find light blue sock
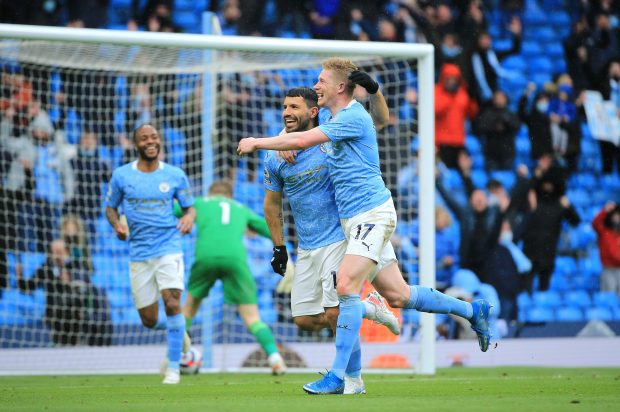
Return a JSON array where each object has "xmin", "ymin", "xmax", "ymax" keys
[
  {"xmin": 345, "ymin": 336, "xmax": 362, "ymax": 378},
  {"xmin": 406, "ymin": 285, "xmax": 473, "ymax": 319},
  {"xmin": 167, "ymin": 313, "xmax": 185, "ymax": 370},
  {"xmin": 331, "ymin": 294, "xmax": 362, "ymax": 380}
]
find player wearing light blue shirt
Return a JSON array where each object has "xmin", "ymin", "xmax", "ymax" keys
[
  {"xmin": 239, "ymin": 59, "xmax": 492, "ymax": 395},
  {"xmin": 105, "ymin": 124, "xmax": 196, "ymax": 385}
]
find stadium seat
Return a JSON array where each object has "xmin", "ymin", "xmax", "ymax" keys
[
  {"xmin": 493, "ymin": 39, "xmax": 514, "ymax": 53},
  {"xmin": 472, "ymin": 154, "xmax": 485, "ymax": 171},
  {"xmin": 545, "ymin": 42, "xmax": 564, "ymax": 60},
  {"xmin": 531, "ymin": 72, "xmax": 552, "ymax": 86},
  {"xmin": 517, "ymin": 292, "xmax": 531, "ymax": 308},
  {"xmin": 526, "ymin": 27, "xmax": 557, "ymax": 44},
  {"xmin": 554, "ymin": 256, "xmax": 577, "ymax": 277},
  {"xmin": 465, "ymin": 135, "xmax": 482, "ymax": 155},
  {"xmin": 532, "ymin": 291, "xmax": 562, "ymax": 309},
  {"xmin": 489, "ymin": 171, "xmax": 516, "ymax": 192},
  {"xmin": 502, "ymin": 56, "xmax": 527, "ymax": 72},
  {"xmin": 521, "ymin": 41, "xmax": 543, "ymax": 57},
  {"xmin": 515, "ymin": 136, "xmax": 531, "ymax": 157},
  {"xmin": 585, "ymin": 307, "xmax": 613, "ymax": 321},
  {"xmin": 601, "ymin": 174, "xmax": 620, "ymax": 191},
  {"xmin": 592, "ymin": 292, "xmax": 620, "ymax": 308},
  {"xmin": 470, "ymin": 169, "xmax": 488, "ymax": 188},
  {"xmin": 528, "ymin": 57, "xmax": 554, "ymax": 74},
  {"xmin": 549, "ymin": 274, "xmax": 571, "ymax": 292},
  {"xmin": 555, "ymin": 307, "xmax": 583, "ymax": 322},
  {"xmin": 526, "ymin": 307, "xmax": 554, "ymax": 322},
  {"xmin": 567, "ymin": 189, "xmax": 590, "ymax": 209},
  {"xmin": 524, "ymin": 8, "xmax": 547, "ymax": 26},
  {"xmin": 563, "ymin": 290, "xmax": 592, "ymax": 309}
]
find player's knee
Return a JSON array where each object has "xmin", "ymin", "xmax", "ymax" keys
[
  {"xmin": 164, "ymin": 300, "xmax": 181, "ymax": 316},
  {"xmin": 140, "ymin": 315, "xmax": 158, "ymax": 329},
  {"xmin": 385, "ymin": 293, "xmax": 408, "ymax": 309},
  {"xmin": 294, "ymin": 316, "xmax": 317, "ymax": 331}
]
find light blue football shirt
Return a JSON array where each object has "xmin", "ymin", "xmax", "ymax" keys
[
  {"xmin": 106, "ymin": 161, "xmax": 194, "ymax": 261},
  {"xmin": 263, "ymin": 145, "xmax": 344, "ymax": 250},
  {"xmin": 318, "ymin": 101, "xmax": 391, "ymax": 218}
]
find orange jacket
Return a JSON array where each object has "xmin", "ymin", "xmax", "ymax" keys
[{"xmin": 435, "ymin": 64, "xmax": 478, "ymax": 147}]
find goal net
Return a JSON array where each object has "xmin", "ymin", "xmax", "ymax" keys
[{"xmin": 0, "ymin": 24, "xmax": 435, "ymax": 375}]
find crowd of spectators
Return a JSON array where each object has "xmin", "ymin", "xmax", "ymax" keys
[{"xmin": 0, "ymin": 0, "xmax": 619, "ymax": 345}]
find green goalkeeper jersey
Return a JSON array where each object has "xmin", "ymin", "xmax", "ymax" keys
[{"xmin": 176, "ymin": 195, "xmax": 271, "ymax": 262}]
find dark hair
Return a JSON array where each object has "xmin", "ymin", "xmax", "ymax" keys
[
  {"xmin": 486, "ymin": 179, "xmax": 503, "ymax": 191},
  {"xmin": 604, "ymin": 205, "xmax": 620, "ymax": 228},
  {"xmin": 286, "ymin": 87, "xmax": 318, "ymax": 109},
  {"xmin": 133, "ymin": 123, "xmax": 158, "ymax": 141}
]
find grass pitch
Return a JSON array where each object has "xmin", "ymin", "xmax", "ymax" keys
[{"xmin": 1, "ymin": 367, "xmax": 618, "ymax": 412}]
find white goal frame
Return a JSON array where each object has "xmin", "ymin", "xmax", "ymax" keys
[{"xmin": 0, "ymin": 23, "xmax": 436, "ymax": 375}]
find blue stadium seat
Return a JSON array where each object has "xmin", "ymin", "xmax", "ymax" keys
[
  {"xmin": 489, "ymin": 171, "xmax": 516, "ymax": 191},
  {"xmin": 526, "ymin": 307, "xmax": 554, "ymax": 322},
  {"xmin": 593, "ymin": 292, "xmax": 620, "ymax": 308},
  {"xmin": 528, "ymin": 57, "xmax": 554, "ymax": 74},
  {"xmin": 563, "ymin": 290, "xmax": 592, "ymax": 309},
  {"xmin": 521, "ymin": 41, "xmax": 543, "ymax": 57},
  {"xmin": 532, "ymin": 291, "xmax": 562, "ymax": 308},
  {"xmin": 613, "ymin": 307, "xmax": 620, "ymax": 321},
  {"xmin": 471, "ymin": 169, "xmax": 488, "ymax": 188},
  {"xmin": 526, "ymin": 27, "xmax": 557, "ymax": 44},
  {"xmin": 531, "ymin": 72, "xmax": 552, "ymax": 86},
  {"xmin": 585, "ymin": 307, "xmax": 613, "ymax": 321},
  {"xmin": 523, "ymin": 8, "xmax": 547, "ymax": 26},
  {"xmin": 493, "ymin": 39, "xmax": 514, "ymax": 53},
  {"xmin": 517, "ymin": 292, "xmax": 531, "ymax": 308},
  {"xmin": 554, "ymin": 256, "xmax": 577, "ymax": 277},
  {"xmin": 174, "ymin": 11, "xmax": 200, "ymax": 32},
  {"xmin": 567, "ymin": 189, "xmax": 590, "ymax": 209},
  {"xmin": 471, "ymin": 154, "xmax": 485, "ymax": 171},
  {"xmin": 570, "ymin": 173, "xmax": 598, "ymax": 191},
  {"xmin": 442, "ymin": 168, "xmax": 463, "ymax": 191},
  {"xmin": 545, "ymin": 42, "xmax": 564, "ymax": 60},
  {"xmin": 465, "ymin": 135, "xmax": 482, "ymax": 155},
  {"xmin": 550, "ymin": 274, "xmax": 571, "ymax": 292},
  {"xmin": 601, "ymin": 174, "xmax": 620, "ymax": 191},
  {"xmin": 515, "ymin": 136, "xmax": 531, "ymax": 157},
  {"xmin": 502, "ymin": 56, "xmax": 527, "ymax": 72},
  {"xmin": 555, "ymin": 307, "xmax": 584, "ymax": 322},
  {"xmin": 548, "ymin": 10, "xmax": 571, "ymax": 27}
]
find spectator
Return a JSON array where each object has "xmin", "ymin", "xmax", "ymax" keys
[
  {"xmin": 482, "ymin": 220, "xmax": 531, "ymax": 321},
  {"xmin": 592, "ymin": 202, "xmax": 620, "ymax": 295},
  {"xmin": 522, "ymin": 163, "xmax": 580, "ymax": 292},
  {"xmin": 474, "ymin": 90, "xmax": 520, "ymax": 170},
  {"xmin": 60, "ymin": 214, "xmax": 94, "ymax": 276},
  {"xmin": 549, "ymin": 82, "xmax": 581, "ymax": 173},
  {"xmin": 65, "ymin": 131, "xmax": 111, "ymax": 224},
  {"xmin": 470, "ymin": 17, "xmax": 522, "ymax": 105},
  {"xmin": 436, "ymin": 206, "xmax": 459, "ymax": 291},
  {"xmin": 435, "ymin": 63, "xmax": 479, "ymax": 169},
  {"xmin": 16, "ymin": 239, "xmax": 87, "ymax": 346},
  {"xmin": 436, "ymin": 152, "xmax": 507, "ymax": 277},
  {"xmin": 29, "ymin": 107, "xmax": 75, "ymax": 251},
  {"xmin": 128, "ymin": 0, "xmax": 173, "ymax": 30},
  {"xmin": 596, "ymin": 59, "xmax": 620, "ymax": 175},
  {"xmin": 307, "ymin": 0, "xmax": 341, "ymax": 39},
  {"xmin": 563, "ymin": 17, "xmax": 594, "ymax": 93},
  {"xmin": 455, "ymin": 0, "xmax": 488, "ymax": 51},
  {"xmin": 66, "ymin": 0, "xmax": 109, "ymax": 28},
  {"xmin": 518, "ymin": 83, "xmax": 553, "ymax": 162},
  {"xmin": 336, "ymin": 0, "xmax": 383, "ymax": 41},
  {"xmin": 585, "ymin": 13, "xmax": 620, "ymax": 88}
]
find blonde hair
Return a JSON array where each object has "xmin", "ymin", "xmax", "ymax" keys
[
  {"xmin": 209, "ymin": 180, "xmax": 233, "ymax": 197},
  {"xmin": 322, "ymin": 57, "xmax": 358, "ymax": 96}
]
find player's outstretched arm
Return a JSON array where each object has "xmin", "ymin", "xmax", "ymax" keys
[
  {"xmin": 263, "ymin": 189, "xmax": 288, "ymax": 276},
  {"xmin": 177, "ymin": 206, "xmax": 196, "ymax": 235},
  {"xmin": 237, "ymin": 127, "xmax": 329, "ymax": 155},
  {"xmin": 105, "ymin": 206, "xmax": 128, "ymax": 241}
]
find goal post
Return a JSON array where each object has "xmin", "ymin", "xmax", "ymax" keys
[{"xmin": 0, "ymin": 23, "xmax": 435, "ymax": 375}]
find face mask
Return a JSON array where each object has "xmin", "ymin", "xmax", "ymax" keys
[
  {"xmin": 536, "ymin": 101, "xmax": 549, "ymax": 113},
  {"xmin": 500, "ymin": 231, "xmax": 513, "ymax": 244},
  {"xmin": 442, "ymin": 45, "xmax": 462, "ymax": 58},
  {"xmin": 81, "ymin": 148, "xmax": 96, "ymax": 157},
  {"xmin": 444, "ymin": 82, "xmax": 459, "ymax": 93}
]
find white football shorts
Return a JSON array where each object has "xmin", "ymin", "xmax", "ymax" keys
[
  {"xmin": 291, "ymin": 240, "xmax": 345, "ymax": 317},
  {"xmin": 340, "ymin": 198, "xmax": 398, "ymax": 281},
  {"xmin": 129, "ymin": 253, "xmax": 185, "ymax": 309}
]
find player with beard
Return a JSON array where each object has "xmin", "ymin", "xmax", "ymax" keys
[
  {"xmin": 240, "ymin": 59, "xmax": 492, "ymax": 395},
  {"xmin": 263, "ymin": 87, "xmax": 399, "ymax": 394},
  {"xmin": 105, "ymin": 124, "xmax": 195, "ymax": 384}
]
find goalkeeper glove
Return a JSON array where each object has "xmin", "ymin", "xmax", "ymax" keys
[
  {"xmin": 349, "ymin": 70, "xmax": 379, "ymax": 94},
  {"xmin": 271, "ymin": 245, "xmax": 288, "ymax": 276}
]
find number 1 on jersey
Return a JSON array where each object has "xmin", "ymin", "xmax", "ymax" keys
[{"xmin": 219, "ymin": 201, "xmax": 230, "ymax": 225}]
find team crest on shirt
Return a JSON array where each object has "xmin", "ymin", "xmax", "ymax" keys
[
  {"xmin": 159, "ymin": 182, "xmax": 170, "ymax": 193},
  {"xmin": 319, "ymin": 143, "xmax": 332, "ymax": 154}
]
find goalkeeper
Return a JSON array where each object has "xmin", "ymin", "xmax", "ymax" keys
[{"xmin": 175, "ymin": 181, "xmax": 286, "ymax": 375}]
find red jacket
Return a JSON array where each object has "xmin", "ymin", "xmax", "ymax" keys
[
  {"xmin": 435, "ymin": 64, "xmax": 478, "ymax": 147},
  {"xmin": 592, "ymin": 210, "xmax": 620, "ymax": 268}
]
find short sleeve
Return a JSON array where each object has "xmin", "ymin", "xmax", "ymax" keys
[
  {"xmin": 317, "ymin": 109, "xmax": 364, "ymax": 142},
  {"xmin": 175, "ymin": 170, "xmax": 194, "ymax": 208},
  {"xmin": 263, "ymin": 152, "xmax": 283, "ymax": 193},
  {"xmin": 106, "ymin": 170, "xmax": 123, "ymax": 209}
]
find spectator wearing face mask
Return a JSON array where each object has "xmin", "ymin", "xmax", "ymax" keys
[
  {"xmin": 593, "ymin": 202, "xmax": 620, "ymax": 295},
  {"xmin": 518, "ymin": 83, "xmax": 553, "ymax": 162},
  {"xmin": 597, "ymin": 60, "xmax": 620, "ymax": 175},
  {"xmin": 435, "ymin": 63, "xmax": 479, "ymax": 169},
  {"xmin": 65, "ymin": 131, "xmax": 110, "ymax": 224},
  {"xmin": 549, "ymin": 82, "xmax": 581, "ymax": 174}
]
